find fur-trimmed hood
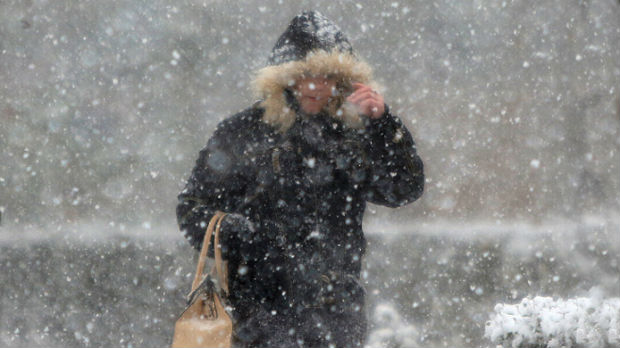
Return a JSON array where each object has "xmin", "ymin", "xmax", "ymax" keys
[{"xmin": 251, "ymin": 11, "xmax": 378, "ymax": 132}]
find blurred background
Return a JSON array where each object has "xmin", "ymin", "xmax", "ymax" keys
[{"xmin": 1, "ymin": 1, "xmax": 619, "ymax": 347}]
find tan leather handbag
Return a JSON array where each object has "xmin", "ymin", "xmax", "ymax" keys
[{"xmin": 172, "ymin": 211, "xmax": 232, "ymax": 348}]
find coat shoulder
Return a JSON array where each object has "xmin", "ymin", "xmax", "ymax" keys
[
  {"xmin": 214, "ymin": 104, "xmax": 271, "ymax": 139},
  {"xmin": 208, "ymin": 104, "xmax": 278, "ymax": 161}
]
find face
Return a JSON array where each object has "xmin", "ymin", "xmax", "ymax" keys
[{"xmin": 294, "ymin": 76, "xmax": 337, "ymax": 115}]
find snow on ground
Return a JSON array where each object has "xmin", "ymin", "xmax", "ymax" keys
[
  {"xmin": 1, "ymin": 216, "xmax": 618, "ymax": 347},
  {"xmin": 366, "ymin": 302, "xmax": 421, "ymax": 348}
]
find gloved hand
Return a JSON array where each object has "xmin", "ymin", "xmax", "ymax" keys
[{"xmin": 207, "ymin": 213, "xmax": 255, "ymax": 260}]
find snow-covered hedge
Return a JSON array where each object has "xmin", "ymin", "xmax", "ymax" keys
[{"xmin": 485, "ymin": 295, "xmax": 620, "ymax": 348}]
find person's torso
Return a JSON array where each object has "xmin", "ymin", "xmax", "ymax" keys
[{"xmin": 234, "ymin": 108, "xmax": 369, "ymax": 273}]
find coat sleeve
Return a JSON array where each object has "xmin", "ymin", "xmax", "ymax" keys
[
  {"xmin": 361, "ymin": 105, "xmax": 424, "ymax": 207},
  {"xmin": 176, "ymin": 118, "xmax": 253, "ymax": 251}
]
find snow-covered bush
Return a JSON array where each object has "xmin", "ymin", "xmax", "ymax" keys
[
  {"xmin": 485, "ymin": 295, "xmax": 620, "ymax": 348},
  {"xmin": 365, "ymin": 303, "xmax": 421, "ymax": 348}
]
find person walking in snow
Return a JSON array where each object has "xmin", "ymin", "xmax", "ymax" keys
[{"xmin": 177, "ymin": 11, "xmax": 424, "ymax": 348}]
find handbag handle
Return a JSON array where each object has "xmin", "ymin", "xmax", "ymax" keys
[
  {"xmin": 191, "ymin": 211, "xmax": 227, "ymax": 291},
  {"xmin": 213, "ymin": 216, "xmax": 229, "ymax": 296}
]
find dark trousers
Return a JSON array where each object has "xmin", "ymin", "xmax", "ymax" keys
[
  {"xmin": 231, "ymin": 305, "xmax": 368, "ymax": 348},
  {"xmin": 225, "ymin": 224, "xmax": 368, "ymax": 347}
]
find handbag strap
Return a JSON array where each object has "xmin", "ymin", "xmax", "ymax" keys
[
  {"xmin": 191, "ymin": 211, "xmax": 227, "ymax": 291},
  {"xmin": 213, "ymin": 215, "xmax": 229, "ymax": 296}
]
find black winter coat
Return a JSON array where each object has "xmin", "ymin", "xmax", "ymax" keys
[{"xmin": 177, "ymin": 99, "xmax": 424, "ymax": 346}]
